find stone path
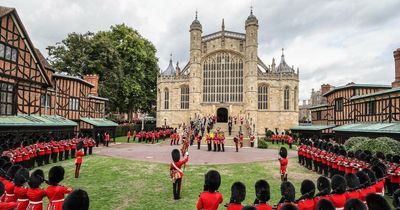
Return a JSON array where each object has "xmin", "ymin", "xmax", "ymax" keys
[{"xmin": 93, "ymin": 141, "xmax": 297, "ymax": 165}]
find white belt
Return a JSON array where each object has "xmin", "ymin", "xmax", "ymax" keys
[
  {"xmin": 29, "ymin": 200, "xmax": 43, "ymax": 204},
  {"xmin": 18, "ymin": 198, "xmax": 29, "ymax": 202},
  {"xmin": 336, "ymin": 208, "xmax": 344, "ymax": 210},
  {"xmin": 51, "ymin": 199, "xmax": 64, "ymax": 203},
  {"xmin": 6, "ymin": 193, "xmax": 15, "ymax": 196}
]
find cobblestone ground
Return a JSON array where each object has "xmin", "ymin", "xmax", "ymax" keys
[{"xmin": 94, "ymin": 141, "xmax": 297, "ymax": 165}]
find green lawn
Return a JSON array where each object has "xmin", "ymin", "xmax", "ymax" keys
[{"xmin": 36, "ymin": 155, "xmax": 321, "ymax": 210}]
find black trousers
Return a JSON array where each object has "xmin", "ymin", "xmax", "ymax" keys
[
  {"xmin": 385, "ymin": 178, "xmax": 393, "ymax": 195},
  {"xmin": 37, "ymin": 155, "xmax": 44, "ymax": 166},
  {"xmin": 207, "ymin": 143, "xmax": 212, "ymax": 151},
  {"xmin": 197, "ymin": 141, "xmax": 201, "ymax": 149},
  {"xmin": 217, "ymin": 144, "xmax": 221, "ymax": 152},
  {"xmin": 52, "ymin": 152, "xmax": 58, "ymax": 163},
  {"xmin": 173, "ymin": 178, "xmax": 182, "ymax": 199},
  {"xmin": 221, "ymin": 143, "xmax": 225, "ymax": 152},
  {"xmin": 106, "ymin": 141, "xmax": 109, "ymax": 147},
  {"xmin": 71, "ymin": 149, "xmax": 76, "ymax": 158},
  {"xmin": 44, "ymin": 154, "xmax": 50, "ymax": 164},
  {"xmin": 75, "ymin": 163, "xmax": 81, "ymax": 178},
  {"xmin": 127, "ymin": 137, "xmax": 130, "ymax": 143},
  {"xmin": 235, "ymin": 142, "xmax": 239, "ymax": 152},
  {"xmin": 84, "ymin": 147, "xmax": 88, "ymax": 155},
  {"xmin": 250, "ymin": 142, "xmax": 254, "ymax": 147},
  {"xmin": 213, "ymin": 143, "xmax": 217, "ymax": 151},
  {"xmin": 65, "ymin": 150, "xmax": 69, "ymax": 160},
  {"xmin": 89, "ymin": 147, "xmax": 93, "ymax": 155},
  {"xmin": 59, "ymin": 151, "xmax": 64, "ymax": 161}
]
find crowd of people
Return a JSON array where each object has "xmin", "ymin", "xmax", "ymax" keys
[{"xmin": 126, "ymin": 129, "xmax": 173, "ymax": 144}]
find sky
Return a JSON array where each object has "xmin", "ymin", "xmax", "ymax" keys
[{"xmin": 2, "ymin": 0, "xmax": 400, "ymax": 101}]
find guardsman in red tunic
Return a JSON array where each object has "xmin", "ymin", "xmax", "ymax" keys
[
  {"xmin": 296, "ymin": 179, "xmax": 315, "ymax": 210},
  {"xmin": 75, "ymin": 142, "xmax": 84, "ymax": 178},
  {"xmin": 170, "ymin": 149, "xmax": 189, "ymax": 200},
  {"xmin": 196, "ymin": 134, "xmax": 201, "ymax": 150},
  {"xmin": 88, "ymin": 137, "xmax": 94, "ymax": 155},
  {"xmin": 279, "ymin": 147, "xmax": 288, "ymax": 182},
  {"xmin": 58, "ymin": 140, "xmax": 65, "ymax": 162},
  {"xmin": 206, "ymin": 133, "xmax": 211, "ymax": 151},
  {"xmin": 64, "ymin": 140, "xmax": 70, "ymax": 160},
  {"xmin": 250, "ymin": 135, "xmax": 255, "ymax": 148},
  {"xmin": 220, "ymin": 132, "xmax": 225, "ymax": 152},
  {"xmin": 226, "ymin": 182, "xmax": 246, "ymax": 210},
  {"xmin": 14, "ymin": 168, "xmax": 29, "ymax": 210},
  {"xmin": 170, "ymin": 133, "xmax": 175, "ymax": 146},
  {"xmin": 4, "ymin": 165, "xmax": 22, "ymax": 202},
  {"xmin": 105, "ymin": 132, "xmax": 110, "ymax": 147},
  {"xmin": 239, "ymin": 133, "xmax": 244, "ymax": 148},
  {"xmin": 313, "ymin": 176, "xmax": 331, "ymax": 205},
  {"xmin": 276, "ymin": 182, "xmax": 297, "ymax": 210},
  {"xmin": 329, "ymin": 175, "xmax": 347, "ymax": 209},
  {"xmin": 127, "ymin": 130, "xmax": 131, "ymax": 143},
  {"xmin": 280, "ymin": 133, "xmax": 285, "ymax": 145},
  {"xmin": 132, "ymin": 130, "xmax": 137, "ymax": 142},
  {"xmin": 287, "ymin": 135, "xmax": 293, "ymax": 149},
  {"xmin": 83, "ymin": 137, "xmax": 88, "ymax": 155},
  {"xmin": 0, "ymin": 182, "xmax": 17, "ymax": 210},
  {"xmin": 254, "ymin": 180, "xmax": 273, "ymax": 210},
  {"xmin": 70, "ymin": 139, "xmax": 77, "ymax": 159},
  {"xmin": 27, "ymin": 169, "xmax": 46, "ymax": 210},
  {"xmin": 46, "ymin": 166, "xmax": 73, "ymax": 210},
  {"xmin": 144, "ymin": 132, "xmax": 149, "ymax": 144},
  {"xmin": 196, "ymin": 170, "xmax": 223, "ymax": 210},
  {"xmin": 44, "ymin": 143, "xmax": 51, "ymax": 165},
  {"xmin": 21, "ymin": 144, "xmax": 30, "ymax": 169},
  {"xmin": 62, "ymin": 189, "xmax": 89, "ymax": 210},
  {"xmin": 51, "ymin": 140, "xmax": 59, "ymax": 163},
  {"xmin": 344, "ymin": 173, "xmax": 361, "ymax": 200},
  {"xmin": 37, "ymin": 141, "xmax": 45, "ymax": 166}
]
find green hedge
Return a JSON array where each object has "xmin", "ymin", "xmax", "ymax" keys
[
  {"xmin": 115, "ymin": 124, "xmax": 157, "ymax": 137},
  {"xmin": 344, "ymin": 136, "xmax": 369, "ymax": 150},
  {"xmin": 345, "ymin": 136, "xmax": 400, "ymax": 155},
  {"xmin": 258, "ymin": 139, "xmax": 269, "ymax": 149},
  {"xmin": 375, "ymin": 137, "xmax": 400, "ymax": 154}
]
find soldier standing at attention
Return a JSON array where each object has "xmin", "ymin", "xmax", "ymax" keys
[
  {"xmin": 279, "ymin": 147, "xmax": 288, "ymax": 182},
  {"xmin": 127, "ymin": 130, "xmax": 131, "ymax": 143}
]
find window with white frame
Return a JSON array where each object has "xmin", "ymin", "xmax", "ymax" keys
[
  {"xmin": 164, "ymin": 88, "xmax": 169, "ymax": 110},
  {"xmin": 258, "ymin": 85, "xmax": 268, "ymax": 110},
  {"xmin": 69, "ymin": 97, "xmax": 80, "ymax": 111},
  {"xmin": 284, "ymin": 87, "xmax": 290, "ymax": 110},
  {"xmin": 180, "ymin": 86, "xmax": 189, "ymax": 109}
]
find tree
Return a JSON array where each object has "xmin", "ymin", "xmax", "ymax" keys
[{"xmin": 47, "ymin": 24, "xmax": 159, "ymax": 121}]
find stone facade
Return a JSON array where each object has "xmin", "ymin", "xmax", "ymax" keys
[{"xmin": 157, "ymin": 12, "xmax": 299, "ymax": 136}]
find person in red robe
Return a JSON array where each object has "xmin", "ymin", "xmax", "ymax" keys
[
  {"xmin": 26, "ymin": 169, "xmax": 46, "ymax": 210},
  {"xmin": 226, "ymin": 182, "xmax": 246, "ymax": 210},
  {"xmin": 45, "ymin": 166, "xmax": 73, "ymax": 210},
  {"xmin": 4, "ymin": 165, "xmax": 22, "ymax": 202},
  {"xmin": 0, "ymin": 182, "xmax": 16, "ymax": 210},
  {"xmin": 14, "ymin": 168, "xmax": 29, "ymax": 210},
  {"xmin": 170, "ymin": 149, "xmax": 189, "ymax": 200},
  {"xmin": 196, "ymin": 170, "xmax": 223, "ymax": 210},
  {"xmin": 279, "ymin": 147, "xmax": 288, "ymax": 182},
  {"xmin": 253, "ymin": 180, "xmax": 273, "ymax": 210},
  {"xmin": 75, "ymin": 142, "xmax": 85, "ymax": 179}
]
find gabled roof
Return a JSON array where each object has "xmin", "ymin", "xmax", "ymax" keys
[
  {"xmin": 35, "ymin": 48, "xmax": 55, "ymax": 72},
  {"xmin": 322, "ymin": 83, "xmax": 392, "ymax": 97},
  {"xmin": 53, "ymin": 72, "xmax": 95, "ymax": 87},
  {"xmin": 0, "ymin": 6, "xmax": 51, "ymax": 86}
]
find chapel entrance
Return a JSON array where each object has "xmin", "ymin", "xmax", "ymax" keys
[{"xmin": 217, "ymin": 108, "xmax": 228, "ymax": 123}]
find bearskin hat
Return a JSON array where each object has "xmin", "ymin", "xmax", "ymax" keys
[
  {"xmin": 255, "ymin": 179, "xmax": 270, "ymax": 202},
  {"xmin": 347, "ymin": 151, "xmax": 355, "ymax": 158},
  {"xmin": 355, "ymin": 171, "xmax": 370, "ymax": 188},
  {"xmin": 344, "ymin": 198, "xmax": 367, "ymax": 210},
  {"xmin": 394, "ymin": 189, "xmax": 400, "ymax": 208},
  {"xmin": 0, "ymin": 162, "xmax": 11, "ymax": 178},
  {"xmin": 315, "ymin": 198, "xmax": 335, "ymax": 210},
  {"xmin": 375, "ymin": 151, "xmax": 385, "ymax": 160},
  {"xmin": 206, "ymin": 170, "xmax": 221, "ymax": 193},
  {"xmin": 386, "ymin": 154, "xmax": 393, "ymax": 162},
  {"xmin": 339, "ymin": 149, "xmax": 347, "ymax": 156},
  {"xmin": 281, "ymin": 203, "xmax": 299, "ymax": 210},
  {"xmin": 366, "ymin": 193, "xmax": 391, "ymax": 210},
  {"xmin": 171, "ymin": 149, "xmax": 180, "ymax": 162},
  {"xmin": 28, "ymin": 173, "xmax": 44, "ymax": 188},
  {"xmin": 230, "ymin": 182, "xmax": 246, "ymax": 204},
  {"xmin": 362, "ymin": 168, "xmax": 376, "ymax": 184},
  {"xmin": 316, "ymin": 176, "xmax": 331, "ymax": 196},
  {"xmin": 6, "ymin": 165, "xmax": 22, "ymax": 181},
  {"xmin": 354, "ymin": 150, "xmax": 362, "ymax": 159},
  {"xmin": 48, "ymin": 166, "xmax": 65, "ymax": 185},
  {"xmin": 280, "ymin": 181, "xmax": 296, "ymax": 202},
  {"xmin": 363, "ymin": 150, "xmax": 372, "ymax": 156},
  {"xmin": 279, "ymin": 147, "xmax": 288, "ymax": 158},
  {"xmin": 333, "ymin": 145, "xmax": 340, "ymax": 154},
  {"xmin": 0, "ymin": 155, "xmax": 10, "ymax": 163},
  {"xmin": 344, "ymin": 173, "xmax": 360, "ymax": 190},
  {"xmin": 331, "ymin": 175, "xmax": 346, "ymax": 194},
  {"xmin": 62, "ymin": 189, "xmax": 90, "ymax": 210},
  {"xmin": 0, "ymin": 158, "xmax": 5, "ymax": 169},
  {"xmin": 393, "ymin": 155, "xmax": 400, "ymax": 164},
  {"xmin": 14, "ymin": 168, "xmax": 29, "ymax": 186},
  {"xmin": 358, "ymin": 152, "xmax": 367, "ymax": 161},
  {"xmin": 300, "ymin": 179, "xmax": 315, "ymax": 198},
  {"xmin": 76, "ymin": 141, "xmax": 84, "ymax": 151}
]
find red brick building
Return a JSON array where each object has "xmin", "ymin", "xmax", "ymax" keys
[
  {"xmin": 0, "ymin": 6, "xmax": 116, "ymax": 144},
  {"xmin": 292, "ymin": 48, "xmax": 400, "ymax": 142}
]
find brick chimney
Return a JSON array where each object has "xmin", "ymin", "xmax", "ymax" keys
[
  {"xmin": 320, "ymin": 84, "xmax": 332, "ymax": 95},
  {"xmin": 392, "ymin": 48, "xmax": 400, "ymax": 88},
  {"xmin": 83, "ymin": 74, "xmax": 99, "ymax": 96}
]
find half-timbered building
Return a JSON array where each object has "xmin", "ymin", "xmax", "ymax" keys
[
  {"xmin": 0, "ymin": 6, "xmax": 116, "ymax": 145},
  {"xmin": 292, "ymin": 48, "xmax": 400, "ymax": 142}
]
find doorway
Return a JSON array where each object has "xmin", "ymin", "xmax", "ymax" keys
[{"xmin": 217, "ymin": 108, "xmax": 228, "ymax": 123}]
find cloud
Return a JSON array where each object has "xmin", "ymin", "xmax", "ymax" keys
[{"xmin": 3, "ymin": 0, "xmax": 400, "ymax": 101}]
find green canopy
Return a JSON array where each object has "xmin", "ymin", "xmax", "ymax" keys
[
  {"xmin": 0, "ymin": 115, "xmax": 77, "ymax": 127},
  {"xmin": 333, "ymin": 123, "xmax": 400, "ymax": 134},
  {"xmin": 291, "ymin": 124, "xmax": 336, "ymax": 131},
  {"xmin": 80, "ymin": 118, "xmax": 118, "ymax": 127}
]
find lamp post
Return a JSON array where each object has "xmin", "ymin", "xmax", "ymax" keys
[{"xmin": 141, "ymin": 113, "xmax": 147, "ymax": 131}]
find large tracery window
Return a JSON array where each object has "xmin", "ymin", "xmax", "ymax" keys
[
  {"xmin": 180, "ymin": 86, "xmax": 189, "ymax": 109},
  {"xmin": 284, "ymin": 87, "xmax": 290, "ymax": 110},
  {"xmin": 202, "ymin": 52, "xmax": 243, "ymax": 103},
  {"xmin": 258, "ymin": 85, "xmax": 268, "ymax": 110},
  {"xmin": 164, "ymin": 88, "xmax": 169, "ymax": 110}
]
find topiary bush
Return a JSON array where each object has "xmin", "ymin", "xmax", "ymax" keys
[
  {"xmin": 349, "ymin": 139, "xmax": 394, "ymax": 155},
  {"xmin": 344, "ymin": 136, "xmax": 370, "ymax": 150},
  {"xmin": 258, "ymin": 139, "xmax": 269, "ymax": 149},
  {"xmin": 375, "ymin": 137, "xmax": 400, "ymax": 154},
  {"xmin": 265, "ymin": 129, "xmax": 274, "ymax": 138}
]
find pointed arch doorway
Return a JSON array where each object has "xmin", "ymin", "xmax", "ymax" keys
[{"xmin": 217, "ymin": 107, "xmax": 228, "ymax": 123}]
